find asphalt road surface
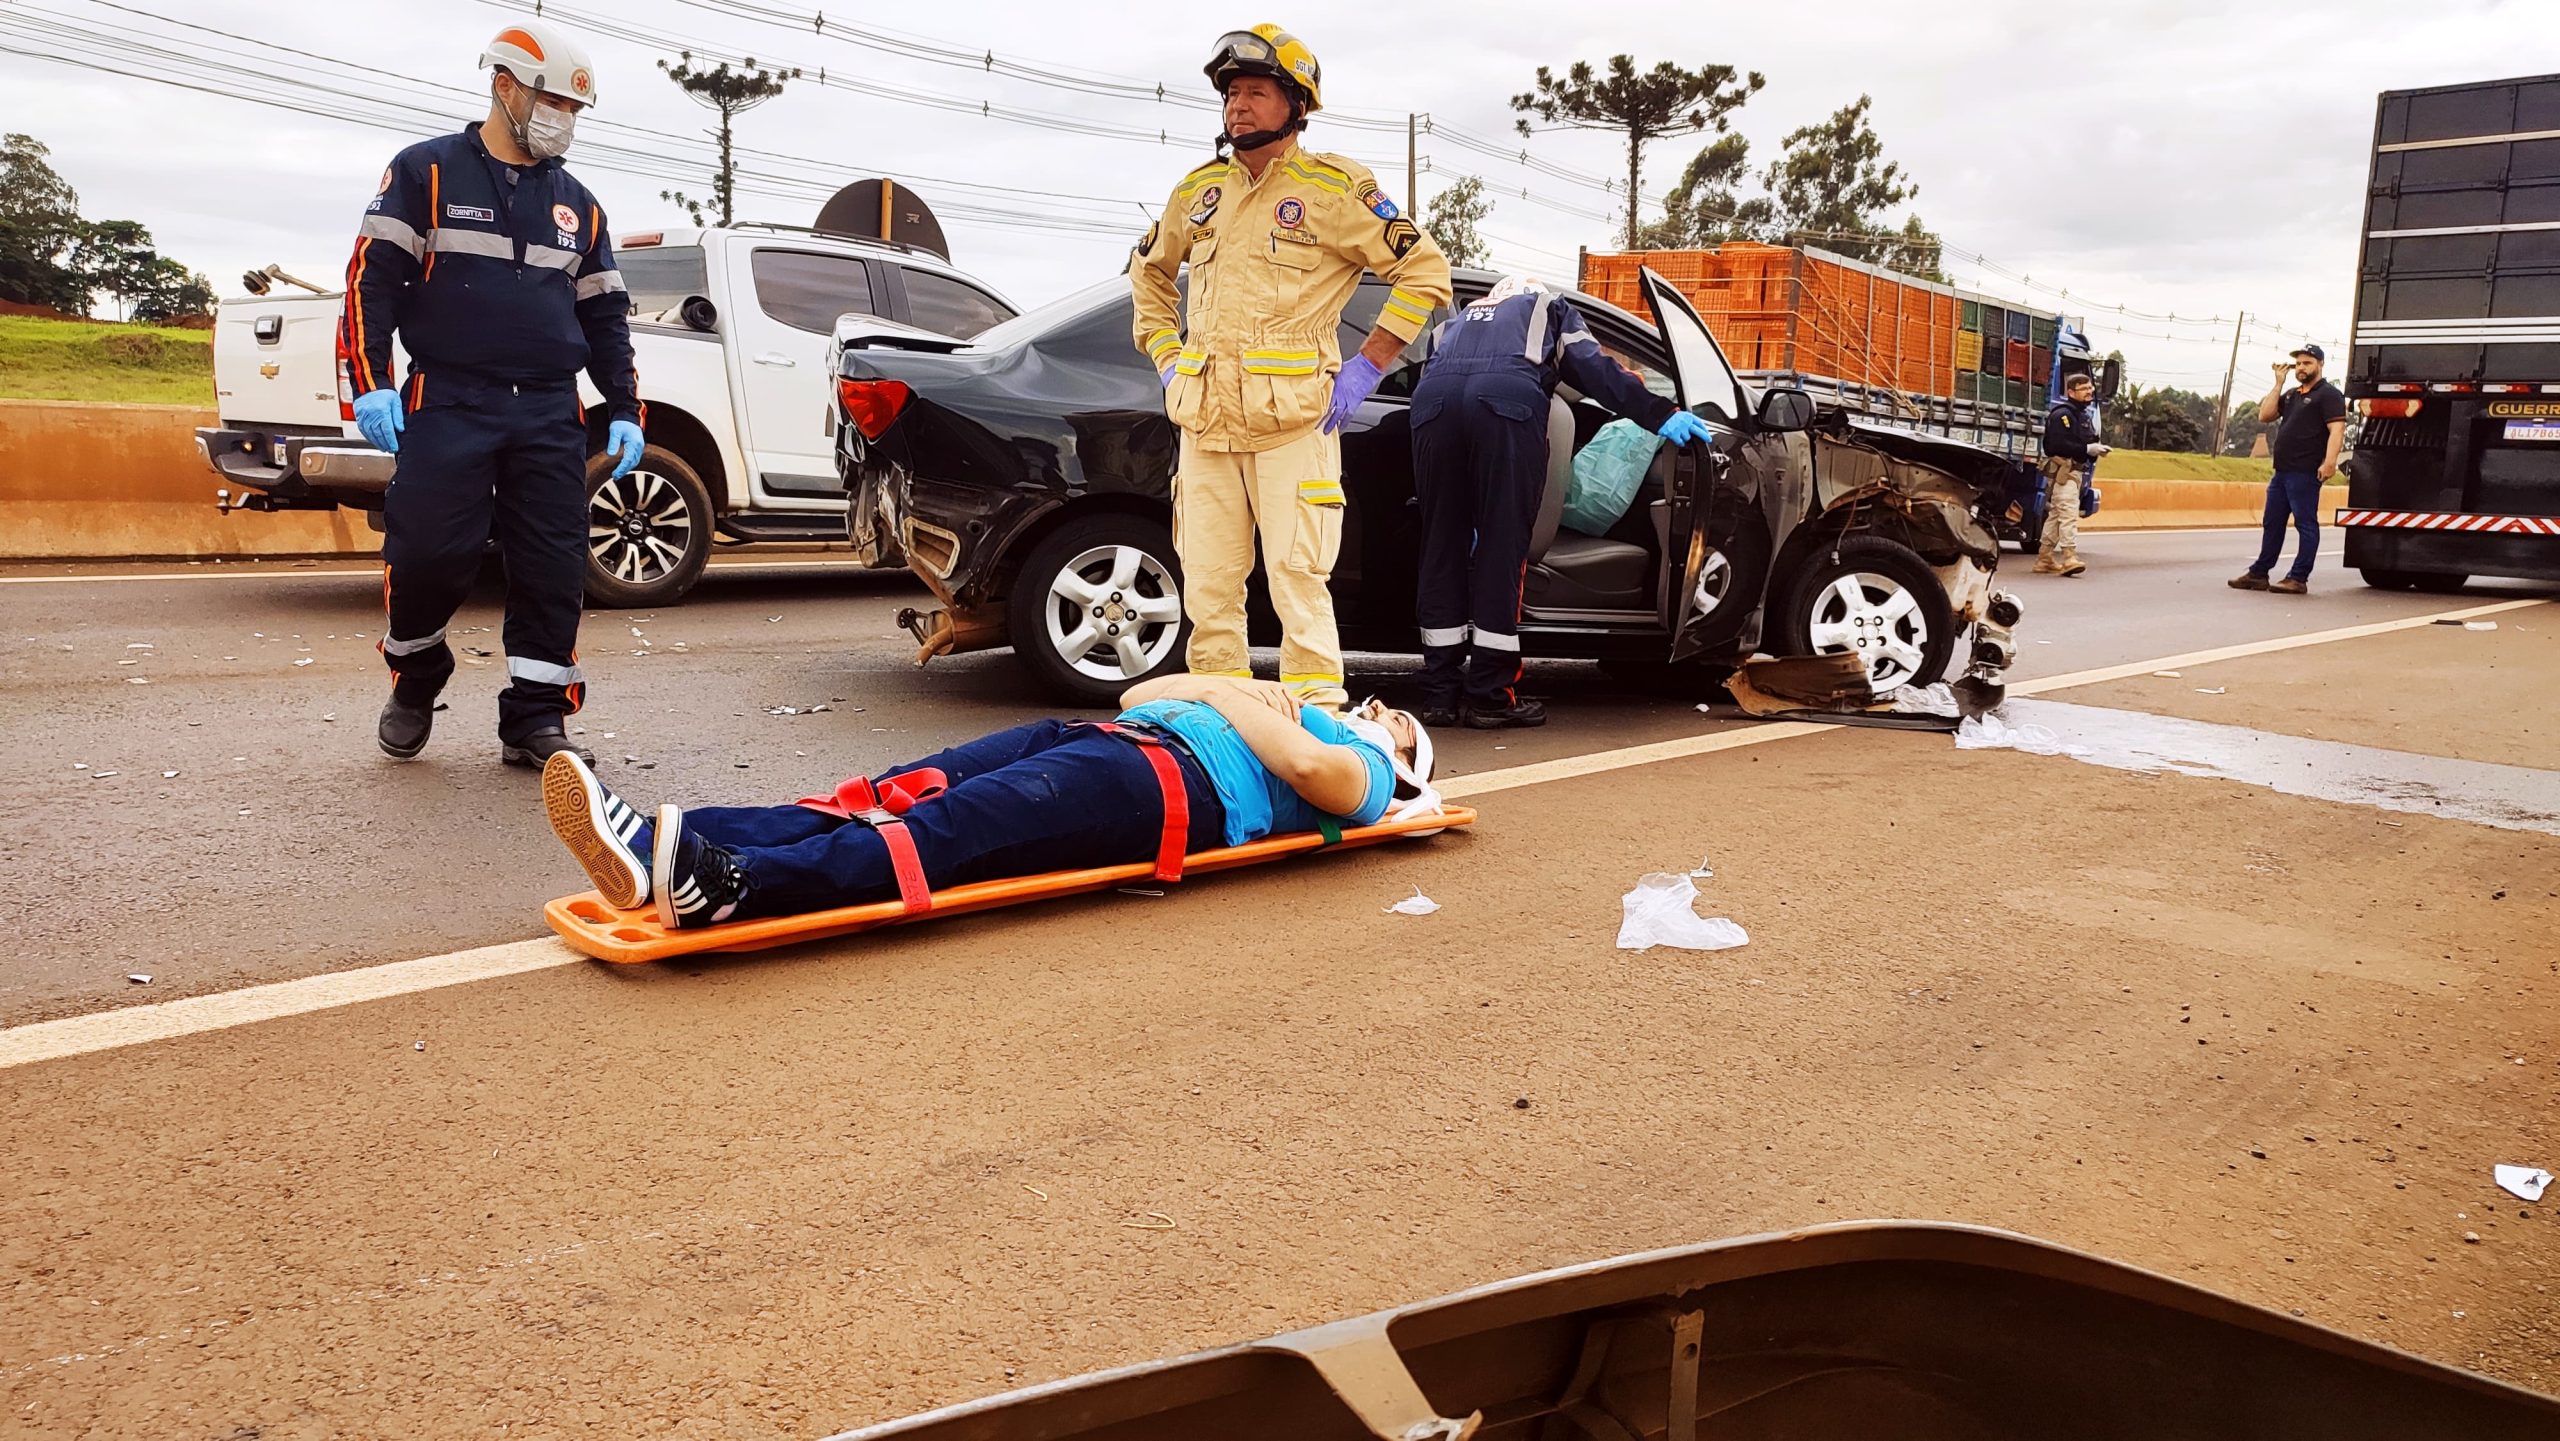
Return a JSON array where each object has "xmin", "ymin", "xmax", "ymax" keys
[
  {"xmin": 2, "ymin": 539, "xmax": 2554, "ymax": 1438},
  {"xmin": 2, "ymin": 531, "xmax": 2550, "ymax": 1022}
]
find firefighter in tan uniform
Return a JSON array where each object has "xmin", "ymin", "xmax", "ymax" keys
[{"xmin": 1131, "ymin": 25, "xmax": 1452, "ymax": 711}]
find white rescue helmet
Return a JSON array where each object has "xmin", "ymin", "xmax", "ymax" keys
[{"xmin": 479, "ymin": 20, "xmax": 599, "ymax": 110}]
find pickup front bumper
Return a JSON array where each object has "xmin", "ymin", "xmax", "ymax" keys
[{"xmin": 194, "ymin": 426, "xmax": 396, "ymax": 510}]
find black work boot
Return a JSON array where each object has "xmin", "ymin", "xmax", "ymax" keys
[
  {"xmin": 501, "ymin": 727, "xmax": 596, "ymax": 769},
  {"xmin": 378, "ymin": 692, "xmax": 436, "ymax": 760},
  {"xmin": 1417, "ymin": 695, "xmax": 1462, "ymax": 729},
  {"xmin": 1465, "ymin": 697, "xmax": 1548, "ymax": 729}
]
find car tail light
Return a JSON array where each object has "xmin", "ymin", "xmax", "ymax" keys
[
  {"xmin": 333, "ymin": 334, "xmax": 355, "ymax": 422},
  {"xmin": 622, "ymin": 231, "xmax": 663, "ymax": 248},
  {"xmin": 2356, "ymin": 398, "xmax": 2423, "ymax": 418},
  {"xmin": 838, "ymin": 378, "xmax": 912, "ymax": 440}
]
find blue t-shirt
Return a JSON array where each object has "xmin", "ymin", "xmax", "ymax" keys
[{"xmin": 1116, "ymin": 699, "xmax": 1394, "ymax": 846}]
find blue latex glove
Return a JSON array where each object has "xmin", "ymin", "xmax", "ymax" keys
[
  {"xmin": 1657, "ymin": 410, "xmax": 1712, "ymax": 447},
  {"xmin": 352, "ymin": 388, "xmax": 404, "ymax": 454},
  {"xmin": 1320, "ymin": 354, "xmax": 1385, "ymax": 435},
  {"xmin": 606, "ymin": 419, "xmax": 645, "ymax": 480}
]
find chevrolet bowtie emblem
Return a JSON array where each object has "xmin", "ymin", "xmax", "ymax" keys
[{"xmin": 259, "ymin": 363, "xmax": 281, "ymax": 378}]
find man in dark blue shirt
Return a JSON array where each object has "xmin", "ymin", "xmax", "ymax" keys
[
  {"xmin": 2036, "ymin": 373, "xmax": 2109, "ymax": 576},
  {"xmin": 341, "ymin": 20, "xmax": 644, "ymax": 768},
  {"xmin": 2231, "ymin": 344, "xmax": 2347, "ymax": 595},
  {"xmin": 1408, "ymin": 278, "xmax": 1711, "ymax": 728}
]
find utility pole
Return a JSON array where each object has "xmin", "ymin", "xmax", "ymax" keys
[
  {"xmin": 2211, "ymin": 310, "xmax": 2248, "ymax": 456},
  {"xmin": 1407, "ymin": 113, "xmax": 1418, "ymax": 217}
]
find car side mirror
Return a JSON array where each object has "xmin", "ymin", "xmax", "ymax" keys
[
  {"xmin": 2098, "ymin": 357, "xmax": 2122, "ymax": 405},
  {"xmin": 1755, "ymin": 387, "xmax": 1814, "ymax": 432},
  {"xmin": 680, "ymin": 295, "xmax": 719, "ymax": 333}
]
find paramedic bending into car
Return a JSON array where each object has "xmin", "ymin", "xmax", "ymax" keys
[
  {"xmin": 1408, "ymin": 277, "xmax": 1713, "ymax": 729},
  {"xmin": 539, "ymin": 676, "xmax": 1439, "ymax": 930}
]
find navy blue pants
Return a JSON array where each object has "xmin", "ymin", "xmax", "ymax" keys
[
  {"xmin": 1410, "ymin": 372, "xmax": 1547, "ymax": 708},
  {"xmin": 686, "ymin": 721, "xmax": 1228, "ymax": 920},
  {"xmin": 2249, "ymin": 469, "xmax": 2324, "ymax": 583},
  {"xmin": 379, "ymin": 373, "xmax": 591, "ymax": 742}
]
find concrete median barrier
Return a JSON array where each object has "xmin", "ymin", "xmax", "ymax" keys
[
  {"xmin": 0, "ymin": 399, "xmax": 376, "ymax": 560},
  {"xmin": 2084, "ymin": 476, "xmax": 2344, "ymax": 532}
]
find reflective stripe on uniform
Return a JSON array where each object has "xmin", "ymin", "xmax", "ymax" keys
[
  {"xmin": 1297, "ymin": 478, "xmax": 1345, "ymax": 504},
  {"xmin": 1282, "ymin": 159, "xmax": 1351, "ymax": 193},
  {"xmin": 380, "ymin": 627, "xmax": 447, "ymax": 656},
  {"xmin": 1521, "ymin": 291, "xmax": 1556, "ymax": 363},
  {"xmin": 359, "ymin": 215, "xmax": 425, "ymax": 261},
  {"xmin": 1382, "ymin": 288, "xmax": 1432, "ymax": 331},
  {"xmin": 1174, "ymin": 348, "xmax": 1209, "ymax": 376},
  {"xmin": 1146, "ymin": 329, "xmax": 1182, "ymax": 364},
  {"xmin": 427, "ymin": 229, "xmax": 513, "ymax": 259},
  {"xmin": 574, "ymin": 270, "xmax": 627, "ymax": 300},
  {"xmin": 507, "ymin": 655, "xmax": 585, "ymax": 686},
  {"xmin": 524, "ymin": 244, "xmax": 581, "ymax": 274},
  {"xmin": 1242, "ymin": 349, "xmax": 1323, "ymax": 375},
  {"xmin": 1419, "ymin": 624, "xmax": 1471, "ymax": 646},
  {"xmin": 1471, "ymin": 630, "xmax": 1523, "ymax": 653},
  {"xmin": 1282, "ymin": 673, "xmax": 1343, "ymax": 689}
]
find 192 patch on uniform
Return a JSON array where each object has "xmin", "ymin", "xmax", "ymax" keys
[{"xmin": 552, "ymin": 203, "xmax": 580, "ymax": 250}]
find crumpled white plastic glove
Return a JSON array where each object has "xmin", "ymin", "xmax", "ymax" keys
[{"xmin": 1616, "ymin": 872, "xmax": 1748, "ymax": 952}]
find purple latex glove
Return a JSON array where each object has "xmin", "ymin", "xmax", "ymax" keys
[{"xmin": 1320, "ymin": 354, "xmax": 1384, "ymax": 435}]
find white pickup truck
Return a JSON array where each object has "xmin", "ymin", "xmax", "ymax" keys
[{"xmin": 194, "ymin": 223, "xmax": 1018, "ymax": 607}]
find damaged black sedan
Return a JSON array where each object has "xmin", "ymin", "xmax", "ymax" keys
[{"xmin": 831, "ymin": 266, "xmax": 2020, "ymax": 707}]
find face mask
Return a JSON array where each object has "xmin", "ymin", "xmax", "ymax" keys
[{"xmin": 506, "ymin": 87, "xmax": 577, "ymax": 161}]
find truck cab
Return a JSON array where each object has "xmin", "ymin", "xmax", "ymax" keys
[{"xmin": 194, "ymin": 223, "xmax": 1017, "ymax": 607}]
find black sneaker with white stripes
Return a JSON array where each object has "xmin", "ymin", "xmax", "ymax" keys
[
  {"xmin": 541, "ymin": 751, "xmax": 653, "ymax": 911},
  {"xmin": 652, "ymin": 804, "xmax": 748, "ymax": 930}
]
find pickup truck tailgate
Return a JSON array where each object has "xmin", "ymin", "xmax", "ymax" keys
[{"xmin": 213, "ymin": 294, "xmax": 347, "ymax": 430}]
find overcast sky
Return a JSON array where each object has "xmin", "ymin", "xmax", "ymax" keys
[{"xmin": 4, "ymin": 0, "xmax": 2549, "ymax": 395}]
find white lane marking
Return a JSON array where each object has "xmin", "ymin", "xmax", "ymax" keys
[
  {"xmin": 2008, "ymin": 597, "xmax": 2547, "ymax": 697},
  {"xmin": 0, "ymin": 939, "xmax": 578, "ymax": 1071},
  {"xmin": 0, "ymin": 558, "xmax": 871, "ymax": 586},
  {"xmin": 2, "ymin": 595, "xmax": 2547, "ymax": 1071}
]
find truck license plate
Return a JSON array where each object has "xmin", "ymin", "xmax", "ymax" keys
[{"xmin": 2502, "ymin": 419, "xmax": 2560, "ymax": 443}]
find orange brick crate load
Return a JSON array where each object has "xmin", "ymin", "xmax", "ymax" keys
[{"xmin": 1579, "ymin": 242, "xmax": 2073, "ymax": 422}]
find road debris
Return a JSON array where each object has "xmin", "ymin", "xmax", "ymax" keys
[
  {"xmin": 1616, "ymin": 872, "xmax": 1748, "ymax": 952},
  {"xmin": 1120, "ymin": 1211, "xmax": 1176, "ymax": 1231},
  {"xmin": 2465, "ymin": 621, "xmax": 2498, "ymax": 632},
  {"xmin": 126, "ymin": 676, "xmax": 149, "ymax": 685},
  {"xmin": 126, "ymin": 974, "xmax": 152, "ymax": 985},
  {"xmin": 1689, "ymin": 852, "xmax": 1714, "ymax": 878},
  {"xmin": 1021, "ymin": 1184, "xmax": 1048, "ymax": 1201},
  {"xmin": 2195, "ymin": 687, "xmax": 2226, "ymax": 695},
  {"xmin": 1953, "ymin": 711, "xmax": 2083, "ymax": 757},
  {"xmin": 91, "ymin": 770, "xmax": 119, "ymax": 778},
  {"xmin": 161, "ymin": 770, "xmax": 178, "ymax": 779},
  {"xmin": 2152, "ymin": 670, "xmax": 2183, "ymax": 678},
  {"xmin": 414, "ymin": 1040, "xmax": 426, "ymax": 1052},
  {"xmin": 1383, "ymin": 886, "xmax": 1441, "ymax": 916},
  {"xmin": 2494, "ymin": 1164, "xmax": 2551, "ymax": 1202},
  {"xmin": 1116, "ymin": 887, "xmax": 1166, "ymax": 898},
  {"xmin": 292, "ymin": 657, "xmax": 314, "ymax": 668}
]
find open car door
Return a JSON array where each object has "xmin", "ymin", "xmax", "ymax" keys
[{"xmin": 1637, "ymin": 266, "xmax": 1770, "ymax": 664}]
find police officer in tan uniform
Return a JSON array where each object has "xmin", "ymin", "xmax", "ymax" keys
[{"xmin": 1131, "ymin": 25, "xmax": 1453, "ymax": 712}]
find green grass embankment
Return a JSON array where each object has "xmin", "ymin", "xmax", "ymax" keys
[
  {"xmin": 0, "ymin": 315, "xmax": 214, "ymax": 406},
  {"xmin": 2094, "ymin": 448, "xmax": 2273, "ymax": 483}
]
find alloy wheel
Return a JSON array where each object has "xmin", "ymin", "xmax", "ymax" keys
[
  {"xmin": 1805, "ymin": 570, "xmax": 1929, "ymax": 690},
  {"xmin": 588, "ymin": 469, "xmax": 696, "ymax": 587},
  {"xmin": 1042, "ymin": 543, "xmax": 1184, "ymax": 682}
]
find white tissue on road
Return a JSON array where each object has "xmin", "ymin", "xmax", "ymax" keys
[
  {"xmin": 1383, "ymin": 886, "xmax": 1440, "ymax": 916},
  {"xmin": 1616, "ymin": 873, "xmax": 1748, "ymax": 952},
  {"xmin": 1954, "ymin": 711, "xmax": 2087, "ymax": 757},
  {"xmin": 2466, "ymin": 621, "xmax": 2498, "ymax": 632},
  {"xmin": 2495, "ymin": 1164, "xmax": 2552, "ymax": 1202}
]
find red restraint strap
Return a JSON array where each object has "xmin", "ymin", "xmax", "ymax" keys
[
  {"xmin": 1089, "ymin": 722, "xmax": 1189, "ymax": 884},
  {"xmin": 793, "ymin": 767, "xmax": 950, "ymax": 916}
]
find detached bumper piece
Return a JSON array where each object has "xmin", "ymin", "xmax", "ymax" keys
[
  {"xmin": 827, "ymin": 1221, "xmax": 2560, "ymax": 1440},
  {"xmin": 545, "ymin": 806, "xmax": 1477, "ymax": 963}
]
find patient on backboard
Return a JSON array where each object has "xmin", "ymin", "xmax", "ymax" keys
[{"xmin": 539, "ymin": 677, "xmax": 1439, "ymax": 930}]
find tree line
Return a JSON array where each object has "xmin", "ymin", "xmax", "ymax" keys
[
  {"xmin": 0, "ymin": 134, "xmax": 215, "ymax": 325},
  {"xmin": 1423, "ymin": 56, "xmax": 1943, "ymax": 282}
]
